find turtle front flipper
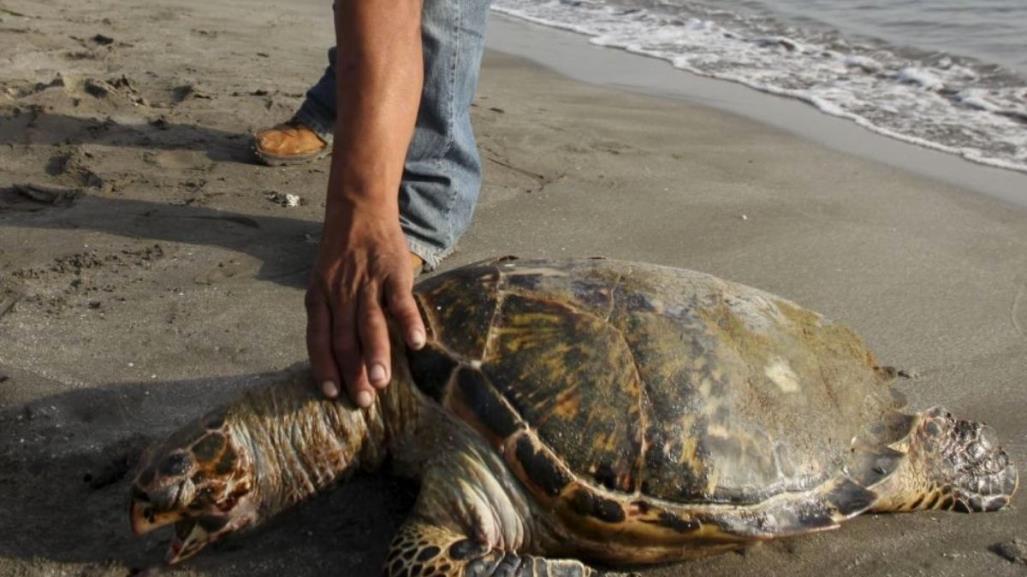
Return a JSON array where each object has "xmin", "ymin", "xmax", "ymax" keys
[
  {"xmin": 868, "ymin": 407, "xmax": 1018, "ymax": 513},
  {"xmin": 386, "ymin": 519, "xmax": 629, "ymax": 577}
]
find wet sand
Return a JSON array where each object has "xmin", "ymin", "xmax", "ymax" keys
[{"xmin": 1, "ymin": 1, "xmax": 1025, "ymax": 576}]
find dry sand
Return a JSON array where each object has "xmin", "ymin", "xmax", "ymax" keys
[{"xmin": 1, "ymin": 1, "xmax": 1025, "ymax": 576}]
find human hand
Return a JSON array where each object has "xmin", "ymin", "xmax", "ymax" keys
[{"xmin": 305, "ymin": 197, "xmax": 426, "ymax": 408}]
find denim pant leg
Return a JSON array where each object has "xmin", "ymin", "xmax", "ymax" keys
[
  {"xmin": 293, "ymin": 47, "xmax": 337, "ymax": 144},
  {"xmin": 401, "ymin": 0, "xmax": 492, "ymax": 269},
  {"xmin": 294, "ymin": 0, "xmax": 493, "ymax": 270}
]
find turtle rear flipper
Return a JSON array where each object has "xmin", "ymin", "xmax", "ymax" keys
[{"xmin": 870, "ymin": 407, "xmax": 1018, "ymax": 513}]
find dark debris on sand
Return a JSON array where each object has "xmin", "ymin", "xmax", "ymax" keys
[{"xmin": 991, "ymin": 538, "xmax": 1027, "ymax": 565}]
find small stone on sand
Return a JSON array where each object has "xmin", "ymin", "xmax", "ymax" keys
[{"xmin": 266, "ymin": 191, "xmax": 302, "ymax": 208}]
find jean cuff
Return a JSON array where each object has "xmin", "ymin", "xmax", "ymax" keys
[
  {"xmin": 292, "ymin": 103, "xmax": 335, "ymax": 145},
  {"xmin": 405, "ymin": 236, "xmax": 452, "ymax": 272}
]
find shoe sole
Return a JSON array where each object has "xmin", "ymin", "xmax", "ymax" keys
[{"xmin": 253, "ymin": 146, "xmax": 330, "ymax": 167}]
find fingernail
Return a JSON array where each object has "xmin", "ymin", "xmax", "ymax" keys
[
  {"xmin": 321, "ymin": 381, "xmax": 338, "ymax": 398},
  {"xmin": 410, "ymin": 328, "xmax": 426, "ymax": 349},
  {"xmin": 356, "ymin": 390, "xmax": 374, "ymax": 408},
  {"xmin": 369, "ymin": 363, "xmax": 388, "ymax": 386}
]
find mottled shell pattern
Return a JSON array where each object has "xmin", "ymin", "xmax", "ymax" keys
[{"xmin": 406, "ymin": 257, "xmax": 900, "ymax": 547}]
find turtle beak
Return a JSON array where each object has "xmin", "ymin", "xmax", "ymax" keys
[
  {"xmin": 130, "ymin": 498, "xmax": 185, "ymax": 535},
  {"xmin": 166, "ymin": 521, "xmax": 210, "ymax": 565}
]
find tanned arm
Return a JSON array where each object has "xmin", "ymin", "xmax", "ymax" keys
[{"xmin": 306, "ymin": 0, "xmax": 427, "ymax": 408}]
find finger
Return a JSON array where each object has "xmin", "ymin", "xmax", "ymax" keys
[
  {"xmin": 357, "ymin": 285, "xmax": 391, "ymax": 389},
  {"xmin": 305, "ymin": 285, "xmax": 341, "ymax": 399},
  {"xmin": 386, "ymin": 274, "xmax": 426, "ymax": 350},
  {"xmin": 332, "ymin": 295, "xmax": 374, "ymax": 408}
]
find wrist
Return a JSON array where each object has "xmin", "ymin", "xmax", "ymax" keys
[
  {"xmin": 325, "ymin": 190, "xmax": 399, "ymax": 217},
  {"xmin": 325, "ymin": 162, "xmax": 400, "ymax": 214}
]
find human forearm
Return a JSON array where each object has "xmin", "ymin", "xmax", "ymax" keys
[
  {"xmin": 329, "ymin": 0, "xmax": 424, "ymax": 210},
  {"xmin": 306, "ymin": 0, "xmax": 427, "ymax": 409}
]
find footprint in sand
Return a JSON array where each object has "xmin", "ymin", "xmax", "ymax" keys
[
  {"xmin": 192, "ymin": 259, "xmax": 255, "ymax": 286},
  {"xmin": 0, "ymin": 183, "xmax": 80, "ymax": 213},
  {"xmin": 0, "ymin": 280, "xmax": 22, "ymax": 322},
  {"xmin": 1012, "ymin": 281, "xmax": 1027, "ymax": 340},
  {"xmin": 142, "ymin": 149, "xmax": 212, "ymax": 172},
  {"xmin": 47, "ymin": 146, "xmax": 105, "ymax": 189}
]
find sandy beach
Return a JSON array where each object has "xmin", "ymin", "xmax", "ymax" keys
[{"xmin": 1, "ymin": 0, "xmax": 1025, "ymax": 576}]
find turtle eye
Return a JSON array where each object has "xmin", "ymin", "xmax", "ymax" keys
[
  {"xmin": 160, "ymin": 452, "xmax": 193, "ymax": 477},
  {"xmin": 194, "ymin": 486, "xmax": 217, "ymax": 506},
  {"xmin": 189, "ymin": 484, "xmax": 215, "ymax": 507}
]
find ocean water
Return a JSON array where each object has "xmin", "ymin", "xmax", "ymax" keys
[{"xmin": 493, "ymin": 0, "xmax": 1027, "ymax": 173}]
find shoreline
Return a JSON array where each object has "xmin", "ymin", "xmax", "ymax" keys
[{"xmin": 486, "ymin": 13, "xmax": 1027, "ymax": 208}]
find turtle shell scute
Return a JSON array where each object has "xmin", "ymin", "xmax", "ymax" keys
[{"xmin": 414, "ymin": 258, "xmax": 899, "ymax": 508}]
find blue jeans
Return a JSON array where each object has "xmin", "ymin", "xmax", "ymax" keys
[{"xmin": 294, "ymin": 1, "xmax": 492, "ymax": 270}]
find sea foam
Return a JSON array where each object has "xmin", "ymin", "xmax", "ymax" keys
[{"xmin": 493, "ymin": 0, "xmax": 1027, "ymax": 173}]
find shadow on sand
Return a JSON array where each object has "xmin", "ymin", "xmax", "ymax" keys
[
  {"xmin": 0, "ymin": 367, "xmax": 417, "ymax": 576},
  {"xmin": 0, "ymin": 110, "xmax": 256, "ymax": 164},
  {"xmin": 0, "ymin": 191, "xmax": 320, "ymax": 288}
]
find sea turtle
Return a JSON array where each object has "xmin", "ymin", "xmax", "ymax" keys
[{"xmin": 130, "ymin": 257, "xmax": 1018, "ymax": 573}]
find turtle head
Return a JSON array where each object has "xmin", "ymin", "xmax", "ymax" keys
[{"xmin": 130, "ymin": 410, "xmax": 258, "ymax": 564}]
